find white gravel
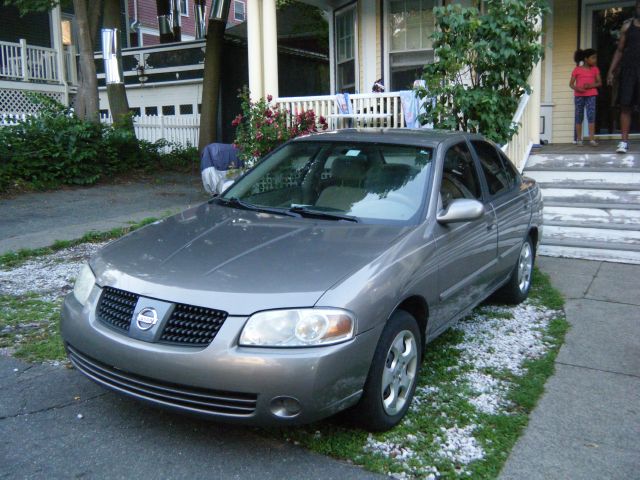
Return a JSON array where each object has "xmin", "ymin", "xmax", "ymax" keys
[
  {"xmin": 435, "ymin": 424, "xmax": 485, "ymax": 465},
  {"xmin": 0, "ymin": 243, "xmax": 106, "ymax": 301},
  {"xmin": 363, "ymin": 301, "xmax": 560, "ymax": 477}
]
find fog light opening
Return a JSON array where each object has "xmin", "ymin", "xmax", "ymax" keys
[{"xmin": 270, "ymin": 396, "xmax": 302, "ymax": 418}]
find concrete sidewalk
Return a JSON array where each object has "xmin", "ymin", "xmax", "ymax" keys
[
  {"xmin": 501, "ymin": 257, "xmax": 640, "ymax": 479},
  {"xmin": 0, "ymin": 172, "xmax": 208, "ymax": 255}
]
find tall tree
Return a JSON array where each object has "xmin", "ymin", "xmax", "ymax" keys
[
  {"xmin": 198, "ymin": 13, "xmax": 226, "ymax": 151},
  {"xmin": 72, "ymin": 0, "xmax": 99, "ymax": 121},
  {"xmin": 103, "ymin": 0, "xmax": 133, "ymax": 129}
]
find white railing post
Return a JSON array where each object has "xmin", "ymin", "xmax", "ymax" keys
[
  {"xmin": 67, "ymin": 45, "xmax": 78, "ymax": 85},
  {"xmin": 19, "ymin": 39, "xmax": 28, "ymax": 81}
]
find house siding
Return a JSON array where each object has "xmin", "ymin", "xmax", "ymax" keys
[
  {"xmin": 551, "ymin": 0, "xmax": 578, "ymax": 143},
  {"xmin": 128, "ymin": 0, "xmax": 221, "ymax": 42}
]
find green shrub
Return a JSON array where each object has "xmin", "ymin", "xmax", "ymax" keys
[
  {"xmin": 0, "ymin": 94, "xmax": 198, "ymax": 192},
  {"xmin": 419, "ymin": 0, "xmax": 547, "ymax": 144}
]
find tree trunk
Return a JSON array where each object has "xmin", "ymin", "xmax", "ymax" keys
[
  {"xmin": 198, "ymin": 19, "xmax": 225, "ymax": 151},
  {"xmin": 73, "ymin": 0, "xmax": 99, "ymax": 122},
  {"xmin": 103, "ymin": 0, "xmax": 133, "ymax": 131}
]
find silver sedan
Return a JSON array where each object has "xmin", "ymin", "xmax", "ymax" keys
[{"xmin": 61, "ymin": 129, "xmax": 542, "ymax": 431}]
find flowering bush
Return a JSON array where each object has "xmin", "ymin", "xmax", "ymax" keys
[{"xmin": 232, "ymin": 87, "xmax": 328, "ymax": 169}]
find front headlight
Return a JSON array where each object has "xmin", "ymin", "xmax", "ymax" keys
[
  {"xmin": 73, "ymin": 263, "xmax": 95, "ymax": 306},
  {"xmin": 239, "ymin": 308, "xmax": 355, "ymax": 347}
]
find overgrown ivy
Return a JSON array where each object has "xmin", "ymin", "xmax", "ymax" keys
[{"xmin": 419, "ymin": 0, "xmax": 548, "ymax": 144}]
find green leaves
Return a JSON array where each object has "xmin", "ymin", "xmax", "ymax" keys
[
  {"xmin": 420, "ymin": 0, "xmax": 548, "ymax": 144},
  {"xmin": 0, "ymin": 94, "xmax": 198, "ymax": 192}
]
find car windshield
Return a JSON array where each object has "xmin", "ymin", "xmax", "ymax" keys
[{"xmin": 222, "ymin": 141, "xmax": 434, "ymax": 224}]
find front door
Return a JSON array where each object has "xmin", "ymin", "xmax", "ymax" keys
[{"xmin": 584, "ymin": 2, "xmax": 639, "ymax": 135}]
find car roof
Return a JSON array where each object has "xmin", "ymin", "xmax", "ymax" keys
[{"xmin": 292, "ymin": 128, "xmax": 481, "ymax": 148}]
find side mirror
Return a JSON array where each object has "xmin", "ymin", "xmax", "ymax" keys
[{"xmin": 436, "ymin": 199, "xmax": 484, "ymax": 224}]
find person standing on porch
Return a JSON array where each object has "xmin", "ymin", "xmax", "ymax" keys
[
  {"xmin": 570, "ymin": 49, "xmax": 602, "ymax": 146},
  {"xmin": 606, "ymin": 0, "xmax": 640, "ymax": 154}
]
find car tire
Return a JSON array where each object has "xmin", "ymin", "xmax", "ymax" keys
[
  {"xmin": 495, "ymin": 235, "xmax": 535, "ymax": 304},
  {"xmin": 354, "ymin": 310, "xmax": 422, "ymax": 432}
]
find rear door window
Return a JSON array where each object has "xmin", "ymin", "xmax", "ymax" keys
[{"xmin": 471, "ymin": 141, "xmax": 513, "ymax": 196}]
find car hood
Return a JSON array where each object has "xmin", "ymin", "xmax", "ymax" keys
[{"xmin": 91, "ymin": 202, "xmax": 412, "ymax": 315}]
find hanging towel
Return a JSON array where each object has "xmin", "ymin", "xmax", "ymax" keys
[
  {"xmin": 399, "ymin": 90, "xmax": 432, "ymax": 128},
  {"xmin": 335, "ymin": 92, "xmax": 352, "ymax": 114}
]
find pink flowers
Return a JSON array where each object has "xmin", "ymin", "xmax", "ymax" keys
[
  {"xmin": 231, "ymin": 87, "xmax": 330, "ymax": 169},
  {"xmin": 231, "ymin": 114, "xmax": 243, "ymax": 127}
]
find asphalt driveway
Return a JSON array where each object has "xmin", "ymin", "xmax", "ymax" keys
[
  {"xmin": 0, "ymin": 355, "xmax": 380, "ymax": 479},
  {"xmin": 0, "ymin": 172, "xmax": 208, "ymax": 255}
]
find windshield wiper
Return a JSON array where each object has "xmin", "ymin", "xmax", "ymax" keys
[
  {"xmin": 288, "ymin": 206, "xmax": 359, "ymax": 223},
  {"xmin": 215, "ymin": 197, "xmax": 300, "ymax": 218}
]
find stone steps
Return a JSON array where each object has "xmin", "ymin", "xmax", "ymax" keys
[{"xmin": 524, "ymin": 151, "xmax": 640, "ymax": 264}]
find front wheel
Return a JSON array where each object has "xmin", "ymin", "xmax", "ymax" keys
[
  {"xmin": 354, "ymin": 310, "xmax": 422, "ymax": 431},
  {"xmin": 496, "ymin": 236, "xmax": 535, "ymax": 304}
]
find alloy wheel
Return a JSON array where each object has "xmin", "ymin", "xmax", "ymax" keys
[
  {"xmin": 518, "ymin": 241, "xmax": 533, "ymax": 293},
  {"xmin": 380, "ymin": 330, "xmax": 418, "ymax": 415}
]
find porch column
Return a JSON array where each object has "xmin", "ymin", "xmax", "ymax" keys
[
  {"xmin": 261, "ymin": 0, "xmax": 278, "ymax": 99},
  {"xmin": 50, "ymin": 5, "xmax": 70, "ymax": 104},
  {"xmin": 247, "ymin": 0, "xmax": 264, "ymax": 101}
]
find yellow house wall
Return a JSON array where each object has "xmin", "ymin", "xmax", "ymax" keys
[{"xmin": 551, "ymin": 0, "xmax": 579, "ymax": 143}]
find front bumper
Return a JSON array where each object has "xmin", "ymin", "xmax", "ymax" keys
[{"xmin": 61, "ymin": 290, "xmax": 382, "ymax": 426}]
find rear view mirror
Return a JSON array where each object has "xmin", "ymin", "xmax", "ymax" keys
[{"xmin": 436, "ymin": 199, "xmax": 484, "ymax": 224}]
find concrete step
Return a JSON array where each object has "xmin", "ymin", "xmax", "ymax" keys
[
  {"xmin": 527, "ymin": 153, "xmax": 640, "ymax": 171},
  {"xmin": 544, "ymin": 206, "xmax": 640, "ymax": 229},
  {"xmin": 538, "ymin": 244, "xmax": 640, "ymax": 264},
  {"xmin": 527, "ymin": 170, "xmax": 640, "ymax": 188},
  {"xmin": 542, "ymin": 225, "xmax": 640, "ymax": 251},
  {"xmin": 540, "ymin": 188, "xmax": 640, "ymax": 209}
]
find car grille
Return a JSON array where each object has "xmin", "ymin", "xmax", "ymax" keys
[
  {"xmin": 95, "ymin": 287, "xmax": 228, "ymax": 347},
  {"xmin": 96, "ymin": 287, "xmax": 137, "ymax": 332},
  {"xmin": 67, "ymin": 344, "xmax": 258, "ymax": 417},
  {"xmin": 160, "ymin": 303, "xmax": 228, "ymax": 346}
]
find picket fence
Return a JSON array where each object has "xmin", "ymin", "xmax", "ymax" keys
[
  {"xmin": 1, "ymin": 112, "xmax": 200, "ymax": 150},
  {"xmin": 100, "ymin": 114, "xmax": 200, "ymax": 149},
  {"xmin": 0, "ymin": 112, "xmax": 29, "ymax": 125}
]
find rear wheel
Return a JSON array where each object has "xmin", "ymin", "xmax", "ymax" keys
[
  {"xmin": 354, "ymin": 310, "xmax": 421, "ymax": 431},
  {"xmin": 496, "ymin": 236, "xmax": 534, "ymax": 304}
]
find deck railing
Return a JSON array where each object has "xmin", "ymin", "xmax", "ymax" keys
[
  {"xmin": 276, "ymin": 92, "xmax": 407, "ymax": 130},
  {"xmin": 0, "ymin": 40, "xmax": 62, "ymax": 83},
  {"xmin": 278, "ymin": 85, "xmax": 539, "ymax": 171}
]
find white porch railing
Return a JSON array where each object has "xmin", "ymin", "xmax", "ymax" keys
[
  {"xmin": 501, "ymin": 93, "xmax": 536, "ymax": 171},
  {"xmin": 100, "ymin": 113, "xmax": 200, "ymax": 149},
  {"xmin": 278, "ymin": 87, "xmax": 539, "ymax": 171},
  {"xmin": 0, "ymin": 40, "xmax": 62, "ymax": 83},
  {"xmin": 276, "ymin": 92, "xmax": 407, "ymax": 129}
]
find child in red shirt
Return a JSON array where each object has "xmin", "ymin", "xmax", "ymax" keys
[{"xmin": 570, "ymin": 48, "xmax": 602, "ymax": 146}]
